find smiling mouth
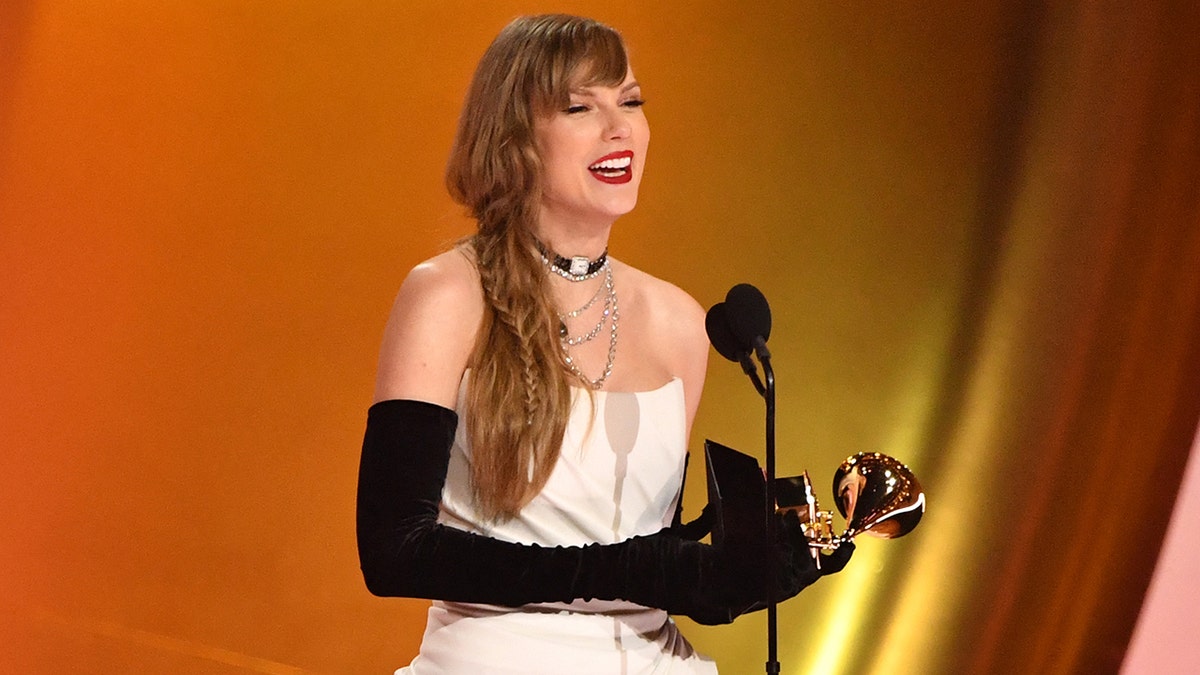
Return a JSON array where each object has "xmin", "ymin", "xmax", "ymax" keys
[{"xmin": 588, "ymin": 151, "xmax": 634, "ymax": 184}]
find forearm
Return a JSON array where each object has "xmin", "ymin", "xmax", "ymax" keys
[{"xmin": 358, "ymin": 516, "xmax": 591, "ymax": 604}]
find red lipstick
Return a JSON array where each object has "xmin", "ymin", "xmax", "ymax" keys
[{"xmin": 588, "ymin": 150, "xmax": 634, "ymax": 184}]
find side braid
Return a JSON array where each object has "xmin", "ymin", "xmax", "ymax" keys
[{"xmin": 466, "ymin": 226, "xmax": 572, "ymax": 520}]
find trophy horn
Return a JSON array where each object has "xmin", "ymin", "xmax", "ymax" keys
[{"xmin": 832, "ymin": 452, "xmax": 925, "ymax": 540}]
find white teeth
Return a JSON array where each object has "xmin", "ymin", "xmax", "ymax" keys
[{"xmin": 589, "ymin": 155, "xmax": 632, "ymax": 171}]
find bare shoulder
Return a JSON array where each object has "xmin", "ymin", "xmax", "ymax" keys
[
  {"xmin": 616, "ymin": 261, "xmax": 707, "ymax": 350},
  {"xmin": 612, "ymin": 260, "xmax": 709, "ymax": 429},
  {"xmin": 400, "ymin": 248, "xmax": 480, "ymax": 307},
  {"xmin": 373, "ymin": 247, "xmax": 483, "ymax": 407}
]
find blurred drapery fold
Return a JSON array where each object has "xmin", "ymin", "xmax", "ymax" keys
[{"xmin": 831, "ymin": 2, "xmax": 1200, "ymax": 673}]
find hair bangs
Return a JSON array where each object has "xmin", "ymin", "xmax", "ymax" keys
[{"xmin": 529, "ymin": 17, "xmax": 628, "ymax": 113}]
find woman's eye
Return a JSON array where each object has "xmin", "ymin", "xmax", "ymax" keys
[
  {"xmin": 565, "ymin": 104, "xmax": 589, "ymax": 114},
  {"xmin": 622, "ymin": 99, "xmax": 645, "ymax": 109}
]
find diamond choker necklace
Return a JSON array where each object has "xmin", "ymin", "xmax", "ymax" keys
[{"xmin": 534, "ymin": 238, "xmax": 608, "ymax": 282}]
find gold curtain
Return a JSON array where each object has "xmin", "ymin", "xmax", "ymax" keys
[{"xmin": 834, "ymin": 2, "xmax": 1200, "ymax": 673}]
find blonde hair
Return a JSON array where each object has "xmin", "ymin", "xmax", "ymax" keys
[{"xmin": 445, "ymin": 15, "xmax": 629, "ymax": 520}]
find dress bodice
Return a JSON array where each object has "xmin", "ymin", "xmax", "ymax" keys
[{"xmin": 439, "ymin": 377, "xmax": 688, "ymax": 548}]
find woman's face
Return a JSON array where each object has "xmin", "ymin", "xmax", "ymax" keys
[{"xmin": 533, "ymin": 69, "xmax": 649, "ymax": 230}]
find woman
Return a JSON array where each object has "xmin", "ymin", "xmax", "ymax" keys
[{"xmin": 356, "ymin": 15, "xmax": 851, "ymax": 674}]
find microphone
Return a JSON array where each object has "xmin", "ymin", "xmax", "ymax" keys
[
  {"xmin": 724, "ymin": 283, "xmax": 772, "ymax": 360},
  {"xmin": 705, "ymin": 302, "xmax": 744, "ymax": 363},
  {"xmin": 705, "ymin": 302, "xmax": 765, "ymax": 395}
]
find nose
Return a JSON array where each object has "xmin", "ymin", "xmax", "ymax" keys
[{"xmin": 604, "ymin": 108, "xmax": 632, "ymax": 140}]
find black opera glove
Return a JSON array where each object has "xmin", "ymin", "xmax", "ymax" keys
[
  {"xmin": 658, "ymin": 466, "xmax": 854, "ymax": 617},
  {"xmin": 666, "ymin": 502, "xmax": 714, "ymax": 541},
  {"xmin": 355, "ymin": 399, "xmax": 849, "ymax": 626},
  {"xmin": 762, "ymin": 512, "xmax": 855, "ymax": 612}
]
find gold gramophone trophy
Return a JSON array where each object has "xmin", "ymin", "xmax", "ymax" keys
[
  {"xmin": 705, "ymin": 442, "xmax": 926, "ymax": 566},
  {"xmin": 775, "ymin": 451, "xmax": 925, "ymax": 563}
]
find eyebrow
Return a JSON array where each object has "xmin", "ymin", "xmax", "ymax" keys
[{"xmin": 569, "ymin": 80, "xmax": 642, "ymax": 97}]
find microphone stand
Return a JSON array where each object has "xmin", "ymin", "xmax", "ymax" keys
[
  {"xmin": 754, "ymin": 336, "xmax": 779, "ymax": 675},
  {"xmin": 739, "ymin": 353, "xmax": 767, "ymax": 396}
]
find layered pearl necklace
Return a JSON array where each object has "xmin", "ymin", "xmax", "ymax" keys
[{"xmin": 538, "ymin": 242, "xmax": 618, "ymax": 390}]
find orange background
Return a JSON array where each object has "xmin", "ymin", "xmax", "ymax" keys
[{"xmin": 3, "ymin": 2, "xmax": 1198, "ymax": 673}]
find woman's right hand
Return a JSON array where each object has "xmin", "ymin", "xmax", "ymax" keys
[{"xmin": 669, "ymin": 510, "xmax": 855, "ymax": 625}]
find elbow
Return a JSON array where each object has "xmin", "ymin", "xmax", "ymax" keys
[
  {"xmin": 361, "ymin": 564, "xmax": 399, "ymax": 597},
  {"xmin": 359, "ymin": 548, "xmax": 413, "ymax": 597},
  {"xmin": 356, "ymin": 511, "xmax": 437, "ymax": 598},
  {"xmin": 358, "ymin": 530, "xmax": 428, "ymax": 598}
]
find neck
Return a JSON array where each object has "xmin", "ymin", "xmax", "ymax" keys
[{"xmin": 533, "ymin": 211, "xmax": 614, "ymax": 260}]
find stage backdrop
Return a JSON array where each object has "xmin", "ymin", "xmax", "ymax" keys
[{"xmin": 2, "ymin": 1, "xmax": 1198, "ymax": 673}]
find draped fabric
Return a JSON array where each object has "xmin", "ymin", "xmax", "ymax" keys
[
  {"xmin": 1, "ymin": 1, "xmax": 1197, "ymax": 673},
  {"xmin": 831, "ymin": 4, "xmax": 1200, "ymax": 672}
]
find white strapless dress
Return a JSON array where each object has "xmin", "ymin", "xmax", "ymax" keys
[{"xmin": 396, "ymin": 377, "xmax": 718, "ymax": 675}]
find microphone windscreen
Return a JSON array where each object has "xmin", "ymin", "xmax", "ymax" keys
[
  {"xmin": 725, "ymin": 283, "xmax": 772, "ymax": 346},
  {"xmin": 705, "ymin": 302, "xmax": 744, "ymax": 362}
]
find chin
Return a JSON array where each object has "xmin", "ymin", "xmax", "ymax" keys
[
  {"xmin": 604, "ymin": 198, "xmax": 639, "ymax": 219},
  {"xmin": 601, "ymin": 189, "xmax": 641, "ymax": 218}
]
